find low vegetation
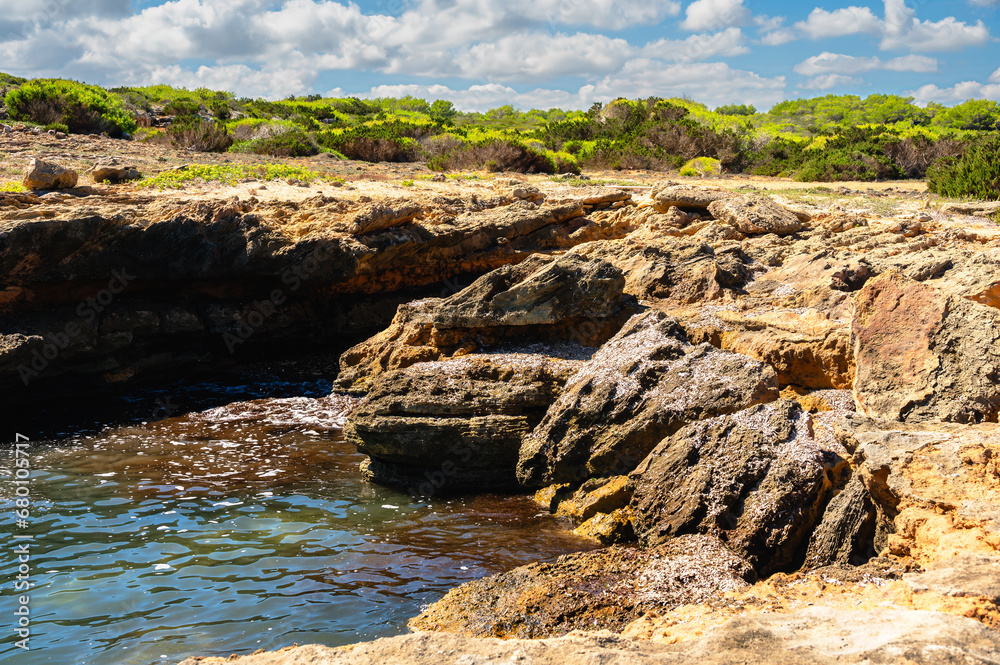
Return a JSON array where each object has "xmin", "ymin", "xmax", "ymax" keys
[
  {"xmin": 136, "ymin": 164, "xmax": 329, "ymax": 189},
  {"xmin": 2, "ymin": 74, "xmax": 998, "ymax": 194}
]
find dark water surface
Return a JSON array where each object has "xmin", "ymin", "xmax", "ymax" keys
[{"xmin": 0, "ymin": 380, "xmax": 594, "ymax": 664}]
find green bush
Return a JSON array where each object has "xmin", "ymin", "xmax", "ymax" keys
[
  {"xmin": 153, "ymin": 116, "xmax": 233, "ymax": 152},
  {"xmin": 794, "ymin": 148, "xmax": 900, "ymax": 182},
  {"xmin": 43, "ymin": 122, "xmax": 69, "ymax": 134},
  {"xmin": 680, "ymin": 157, "xmax": 722, "ymax": 177},
  {"xmin": 231, "ymin": 126, "xmax": 318, "ymax": 157},
  {"xmin": 4, "ymin": 78, "xmax": 138, "ymax": 136},
  {"xmin": 927, "ymin": 134, "xmax": 1000, "ymax": 200}
]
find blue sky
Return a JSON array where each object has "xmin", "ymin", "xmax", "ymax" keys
[{"xmin": 1, "ymin": 0, "xmax": 998, "ymax": 110}]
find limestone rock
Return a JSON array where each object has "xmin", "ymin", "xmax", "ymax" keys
[
  {"xmin": 493, "ymin": 178, "xmax": 543, "ymax": 201},
  {"xmin": 336, "ymin": 253, "xmax": 632, "ymax": 392},
  {"xmin": 90, "ymin": 159, "xmax": 141, "ymax": 183},
  {"xmin": 650, "ymin": 181, "xmax": 731, "ymax": 212},
  {"xmin": 707, "ymin": 195, "xmax": 803, "ymax": 236},
  {"xmin": 630, "ymin": 400, "xmax": 844, "ymax": 575},
  {"xmin": 349, "ymin": 201, "xmax": 423, "ymax": 234},
  {"xmin": 181, "ymin": 607, "xmax": 1000, "ymax": 665},
  {"xmin": 517, "ymin": 310, "xmax": 779, "ymax": 487},
  {"xmin": 852, "ymin": 270, "xmax": 1000, "ymax": 423},
  {"xmin": 345, "ymin": 351, "xmax": 585, "ymax": 493},
  {"xmin": 22, "ymin": 158, "xmax": 78, "ymax": 190},
  {"xmin": 410, "ymin": 535, "xmax": 755, "ymax": 638},
  {"xmin": 802, "ymin": 474, "xmax": 879, "ymax": 568},
  {"xmin": 906, "ymin": 554, "xmax": 1000, "ymax": 604},
  {"xmin": 577, "ymin": 237, "xmax": 751, "ymax": 303}
]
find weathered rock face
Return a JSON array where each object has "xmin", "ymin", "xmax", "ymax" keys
[
  {"xmin": 90, "ymin": 159, "xmax": 141, "ymax": 183},
  {"xmin": 22, "ymin": 158, "xmax": 78, "ymax": 190},
  {"xmin": 336, "ymin": 253, "xmax": 633, "ymax": 392},
  {"xmin": 344, "ymin": 350, "xmax": 586, "ymax": 493},
  {"xmin": 852, "ymin": 270, "xmax": 1000, "ymax": 423},
  {"xmin": 410, "ymin": 535, "xmax": 755, "ymax": 638},
  {"xmin": 650, "ymin": 181, "xmax": 732, "ymax": 212},
  {"xmin": 630, "ymin": 400, "xmax": 846, "ymax": 575},
  {"xmin": 0, "ymin": 189, "xmax": 627, "ymax": 403},
  {"xmin": 517, "ymin": 310, "xmax": 779, "ymax": 488},
  {"xmin": 802, "ymin": 473, "xmax": 879, "ymax": 568},
  {"xmin": 577, "ymin": 237, "xmax": 751, "ymax": 303},
  {"xmin": 707, "ymin": 195, "xmax": 804, "ymax": 236}
]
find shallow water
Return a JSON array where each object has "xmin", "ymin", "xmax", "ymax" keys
[{"xmin": 0, "ymin": 384, "xmax": 595, "ymax": 664}]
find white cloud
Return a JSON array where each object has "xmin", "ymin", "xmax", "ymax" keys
[
  {"xmin": 768, "ymin": 1, "xmax": 990, "ymax": 52},
  {"xmin": 990, "ymin": 68, "xmax": 1000, "ymax": 83},
  {"xmin": 680, "ymin": 0, "xmax": 751, "ymax": 32},
  {"xmin": 642, "ymin": 27, "xmax": 750, "ymax": 62},
  {"xmin": 910, "ymin": 81, "xmax": 1000, "ymax": 104},
  {"xmin": 801, "ymin": 74, "xmax": 864, "ymax": 90},
  {"xmin": 795, "ymin": 6, "xmax": 882, "ymax": 39},
  {"xmin": 880, "ymin": 0, "xmax": 989, "ymax": 51},
  {"xmin": 450, "ymin": 32, "xmax": 635, "ymax": 80},
  {"xmin": 588, "ymin": 59, "xmax": 787, "ymax": 108},
  {"xmin": 883, "ymin": 54, "xmax": 938, "ymax": 72},
  {"xmin": 793, "ymin": 52, "xmax": 937, "ymax": 76},
  {"xmin": 761, "ymin": 28, "xmax": 797, "ymax": 46},
  {"xmin": 794, "ymin": 53, "xmax": 880, "ymax": 76}
]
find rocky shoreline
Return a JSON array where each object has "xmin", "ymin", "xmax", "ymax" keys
[{"xmin": 3, "ymin": 137, "xmax": 999, "ymax": 663}]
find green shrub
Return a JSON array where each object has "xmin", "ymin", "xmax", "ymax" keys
[
  {"xmin": 231, "ymin": 126, "xmax": 318, "ymax": 157},
  {"xmin": 927, "ymin": 134, "xmax": 1000, "ymax": 200},
  {"xmin": 138, "ymin": 164, "xmax": 325, "ymax": 189},
  {"xmin": 43, "ymin": 122, "xmax": 69, "ymax": 134},
  {"xmin": 4, "ymin": 79, "xmax": 137, "ymax": 136},
  {"xmin": 679, "ymin": 156, "xmax": 722, "ymax": 177},
  {"xmin": 715, "ymin": 104, "xmax": 757, "ymax": 116},
  {"xmin": 794, "ymin": 148, "xmax": 900, "ymax": 182},
  {"xmin": 153, "ymin": 116, "xmax": 232, "ymax": 152}
]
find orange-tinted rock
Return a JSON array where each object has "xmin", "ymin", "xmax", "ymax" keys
[{"xmin": 852, "ymin": 270, "xmax": 1000, "ymax": 423}]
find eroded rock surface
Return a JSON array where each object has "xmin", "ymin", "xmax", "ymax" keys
[
  {"xmin": 345, "ymin": 349, "xmax": 586, "ymax": 493},
  {"xmin": 630, "ymin": 400, "xmax": 846, "ymax": 575},
  {"xmin": 336, "ymin": 253, "xmax": 632, "ymax": 392},
  {"xmin": 852, "ymin": 270, "xmax": 1000, "ymax": 423},
  {"xmin": 410, "ymin": 535, "xmax": 754, "ymax": 638},
  {"xmin": 517, "ymin": 310, "xmax": 779, "ymax": 487}
]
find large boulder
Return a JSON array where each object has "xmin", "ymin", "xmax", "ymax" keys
[
  {"xmin": 22, "ymin": 158, "xmax": 78, "ymax": 190},
  {"xmin": 852, "ymin": 270, "xmax": 1000, "ymax": 423},
  {"xmin": 708, "ymin": 195, "xmax": 803, "ymax": 236},
  {"xmin": 90, "ymin": 159, "xmax": 141, "ymax": 183},
  {"xmin": 517, "ymin": 310, "xmax": 779, "ymax": 487},
  {"xmin": 576, "ymin": 237, "xmax": 751, "ymax": 303},
  {"xmin": 345, "ymin": 350, "xmax": 586, "ymax": 494},
  {"xmin": 650, "ymin": 181, "xmax": 732, "ymax": 212},
  {"xmin": 630, "ymin": 400, "xmax": 845, "ymax": 575},
  {"xmin": 336, "ymin": 253, "xmax": 633, "ymax": 392},
  {"xmin": 410, "ymin": 535, "xmax": 754, "ymax": 638}
]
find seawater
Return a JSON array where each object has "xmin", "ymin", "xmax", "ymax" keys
[{"xmin": 0, "ymin": 380, "xmax": 594, "ymax": 664}]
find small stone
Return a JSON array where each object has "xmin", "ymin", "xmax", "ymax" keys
[{"xmin": 22, "ymin": 158, "xmax": 78, "ymax": 190}]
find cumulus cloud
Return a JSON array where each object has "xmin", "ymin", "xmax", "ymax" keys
[
  {"xmin": 587, "ymin": 59, "xmax": 787, "ymax": 108},
  {"xmin": 762, "ymin": 0, "xmax": 990, "ymax": 52},
  {"xmin": 449, "ymin": 32, "xmax": 635, "ymax": 81},
  {"xmin": 801, "ymin": 74, "xmax": 864, "ymax": 90},
  {"xmin": 793, "ymin": 52, "xmax": 937, "ymax": 76},
  {"xmin": 910, "ymin": 80, "xmax": 1000, "ymax": 103},
  {"xmin": 680, "ymin": 0, "xmax": 751, "ymax": 32},
  {"xmin": 795, "ymin": 6, "xmax": 882, "ymax": 39},
  {"xmin": 642, "ymin": 27, "xmax": 750, "ymax": 62}
]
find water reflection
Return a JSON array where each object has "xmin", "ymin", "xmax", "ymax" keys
[{"xmin": 0, "ymin": 392, "xmax": 595, "ymax": 665}]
